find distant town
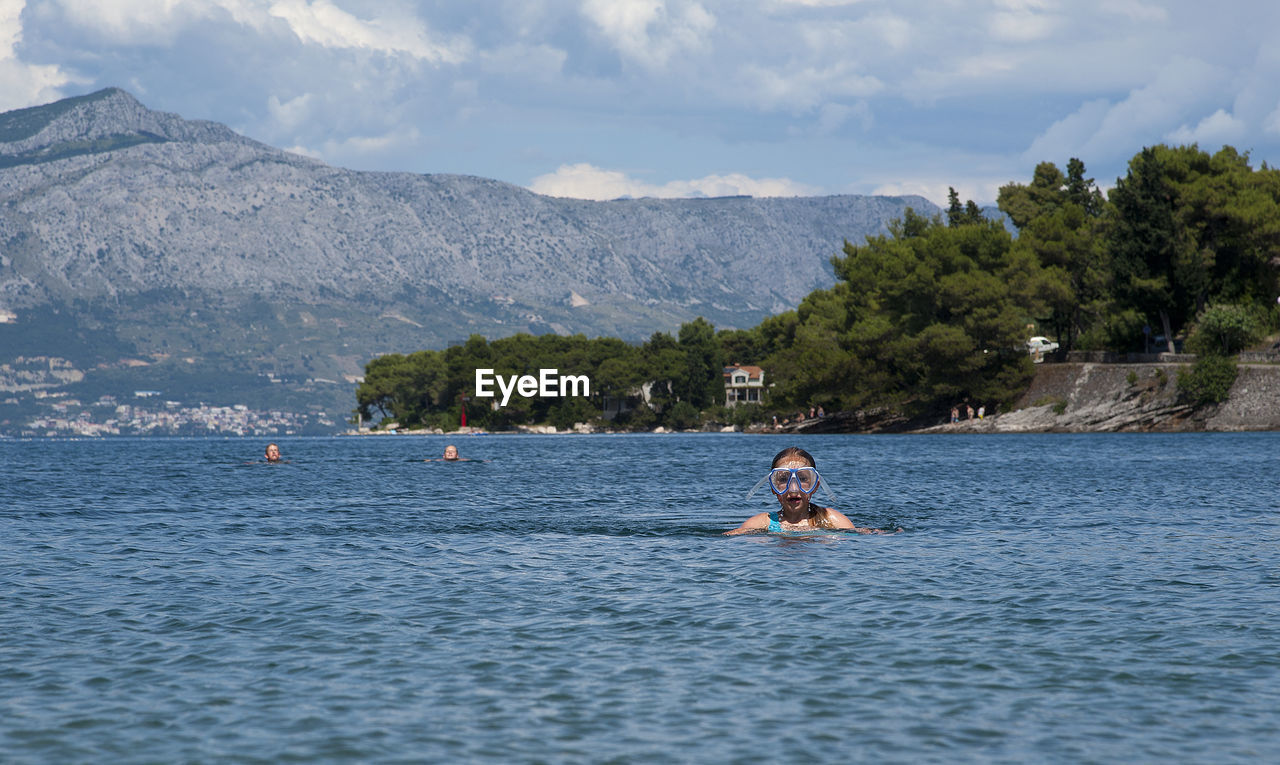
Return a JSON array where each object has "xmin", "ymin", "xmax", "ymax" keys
[{"xmin": 5, "ymin": 391, "xmax": 338, "ymax": 437}]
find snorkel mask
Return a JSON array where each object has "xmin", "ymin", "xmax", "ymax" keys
[{"xmin": 746, "ymin": 466, "xmax": 839, "ymax": 505}]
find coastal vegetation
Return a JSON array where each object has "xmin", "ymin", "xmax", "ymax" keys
[
  {"xmin": 356, "ymin": 143, "xmax": 1280, "ymax": 432},
  {"xmin": 1178, "ymin": 303, "xmax": 1265, "ymax": 405},
  {"xmin": 354, "ymin": 322, "xmax": 727, "ymax": 432}
]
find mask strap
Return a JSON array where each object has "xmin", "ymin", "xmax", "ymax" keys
[{"xmin": 744, "ymin": 474, "xmax": 772, "ymax": 501}]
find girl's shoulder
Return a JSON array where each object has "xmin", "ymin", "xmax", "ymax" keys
[
  {"xmin": 815, "ymin": 507, "xmax": 856, "ymax": 529},
  {"xmin": 726, "ymin": 511, "xmax": 774, "ymax": 535}
]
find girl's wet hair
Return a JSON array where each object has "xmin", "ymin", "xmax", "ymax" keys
[{"xmin": 771, "ymin": 446, "xmax": 815, "ymax": 469}]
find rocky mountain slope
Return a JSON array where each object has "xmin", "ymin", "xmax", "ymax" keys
[{"xmin": 0, "ymin": 88, "xmax": 936, "ymax": 420}]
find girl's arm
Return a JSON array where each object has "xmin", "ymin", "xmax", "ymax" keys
[{"xmin": 724, "ymin": 512, "xmax": 771, "ymax": 535}]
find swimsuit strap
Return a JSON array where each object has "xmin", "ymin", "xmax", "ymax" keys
[{"xmin": 768, "ymin": 508, "xmax": 831, "ymax": 532}]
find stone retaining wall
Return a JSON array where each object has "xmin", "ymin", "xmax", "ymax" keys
[
  {"xmin": 1239, "ymin": 351, "xmax": 1280, "ymax": 363},
  {"xmin": 1064, "ymin": 350, "xmax": 1196, "ymax": 364}
]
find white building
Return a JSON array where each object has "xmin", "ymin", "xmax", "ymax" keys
[{"xmin": 723, "ymin": 365, "xmax": 765, "ymax": 407}]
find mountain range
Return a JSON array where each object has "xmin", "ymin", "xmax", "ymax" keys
[{"xmin": 0, "ymin": 88, "xmax": 939, "ymax": 426}]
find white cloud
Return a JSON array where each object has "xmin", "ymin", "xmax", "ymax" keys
[
  {"xmin": 9, "ymin": 0, "xmax": 1280, "ymax": 213},
  {"xmin": 478, "ymin": 43, "xmax": 567, "ymax": 81},
  {"xmin": 1266, "ymin": 104, "xmax": 1280, "ymax": 136},
  {"xmin": 46, "ymin": 0, "xmax": 468, "ymax": 63},
  {"xmin": 989, "ymin": 9, "xmax": 1056, "ymax": 42},
  {"xmin": 1102, "ymin": 0, "xmax": 1168, "ymax": 23},
  {"xmin": 1166, "ymin": 108, "xmax": 1246, "ymax": 146},
  {"xmin": 528, "ymin": 162, "xmax": 820, "ymax": 200},
  {"xmin": 813, "ymin": 100, "xmax": 872, "ymax": 134},
  {"xmin": 741, "ymin": 61, "xmax": 881, "ymax": 111},
  {"xmin": 871, "ymin": 178, "xmax": 1006, "ymax": 209},
  {"xmin": 46, "ymin": 0, "xmax": 213, "ymax": 43},
  {"xmin": 863, "ymin": 13, "xmax": 910, "ymax": 51},
  {"xmin": 1219, "ymin": 39, "xmax": 1280, "ymax": 143},
  {"xmin": 267, "ymin": 91, "xmax": 313, "ymax": 131},
  {"xmin": 773, "ymin": 0, "xmax": 868, "ymax": 6},
  {"xmin": 0, "ymin": 0, "xmax": 75, "ymax": 111},
  {"xmin": 906, "ymin": 52, "xmax": 1027, "ymax": 104},
  {"xmin": 320, "ymin": 124, "xmax": 422, "ymax": 158},
  {"xmin": 268, "ymin": 0, "xmax": 468, "ymax": 62},
  {"xmin": 0, "ymin": 0, "xmax": 23, "ymax": 53},
  {"xmin": 283, "ymin": 143, "xmax": 323, "ymax": 160},
  {"xmin": 580, "ymin": 0, "xmax": 715, "ymax": 69},
  {"xmin": 954, "ymin": 53, "xmax": 1019, "ymax": 80},
  {"xmin": 1021, "ymin": 98, "xmax": 1111, "ymax": 160},
  {"xmin": 581, "ymin": 0, "xmax": 660, "ymax": 55},
  {"xmin": 1024, "ymin": 56, "xmax": 1227, "ymax": 162}
]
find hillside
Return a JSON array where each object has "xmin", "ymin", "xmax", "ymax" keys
[{"xmin": 0, "ymin": 88, "xmax": 938, "ymax": 427}]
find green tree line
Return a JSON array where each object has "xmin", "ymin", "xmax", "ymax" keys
[
  {"xmin": 356, "ymin": 143, "xmax": 1280, "ymax": 430},
  {"xmin": 354, "ymin": 318, "xmax": 728, "ymax": 431}
]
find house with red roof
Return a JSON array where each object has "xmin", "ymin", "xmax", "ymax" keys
[{"xmin": 723, "ymin": 365, "xmax": 765, "ymax": 408}]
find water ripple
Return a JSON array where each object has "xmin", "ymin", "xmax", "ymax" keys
[{"xmin": 2, "ymin": 433, "xmax": 1279, "ymax": 762}]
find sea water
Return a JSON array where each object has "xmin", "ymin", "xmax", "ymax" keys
[{"xmin": 2, "ymin": 432, "xmax": 1278, "ymax": 763}]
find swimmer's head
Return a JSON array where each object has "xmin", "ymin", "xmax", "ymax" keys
[
  {"xmin": 746, "ymin": 445, "xmax": 837, "ymax": 507},
  {"xmin": 442, "ymin": 444, "xmax": 459, "ymax": 461},
  {"xmin": 771, "ymin": 446, "xmax": 819, "ymax": 503},
  {"xmin": 265, "ymin": 443, "xmax": 280, "ymax": 462}
]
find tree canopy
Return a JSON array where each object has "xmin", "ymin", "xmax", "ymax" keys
[
  {"xmin": 354, "ymin": 324, "xmax": 733, "ymax": 431},
  {"xmin": 744, "ymin": 207, "xmax": 1049, "ymax": 416},
  {"xmin": 997, "ymin": 145, "xmax": 1280, "ymax": 354}
]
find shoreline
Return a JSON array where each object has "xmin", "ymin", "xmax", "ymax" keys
[{"xmin": 346, "ymin": 360, "xmax": 1280, "ymax": 437}]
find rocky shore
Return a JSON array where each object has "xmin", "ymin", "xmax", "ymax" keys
[{"xmin": 917, "ymin": 360, "xmax": 1280, "ymax": 434}]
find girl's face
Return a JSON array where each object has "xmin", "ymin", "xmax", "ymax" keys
[{"xmin": 773, "ymin": 456, "xmax": 816, "ymax": 515}]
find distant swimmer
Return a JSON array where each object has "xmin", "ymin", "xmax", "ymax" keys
[
  {"xmin": 726, "ymin": 446, "xmax": 896, "ymax": 535},
  {"xmin": 425, "ymin": 444, "xmax": 477, "ymax": 462},
  {"xmin": 265, "ymin": 443, "xmax": 282, "ymax": 463}
]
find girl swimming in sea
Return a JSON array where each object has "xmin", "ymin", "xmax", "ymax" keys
[{"xmin": 725, "ymin": 446, "xmax": 892, "ymax": 535}]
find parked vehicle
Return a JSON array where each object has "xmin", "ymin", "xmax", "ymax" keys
[
  {"xmin": 1026, "ymin": 336, "xmax": 1059, "ymax": 362},
  {"xmin": 1027, "ymin": 336, "xmax": 1059, "ymax": 353}
]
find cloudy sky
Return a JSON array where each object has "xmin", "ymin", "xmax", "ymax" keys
[{"xmin": 2, "ymin": 0, "xmax": 1278, "ymax": 205}]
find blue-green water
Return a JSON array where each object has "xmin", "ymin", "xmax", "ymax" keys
[{"xmin": 2, "ymin": 433, "xmax": 1278, "ymax": 763}]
